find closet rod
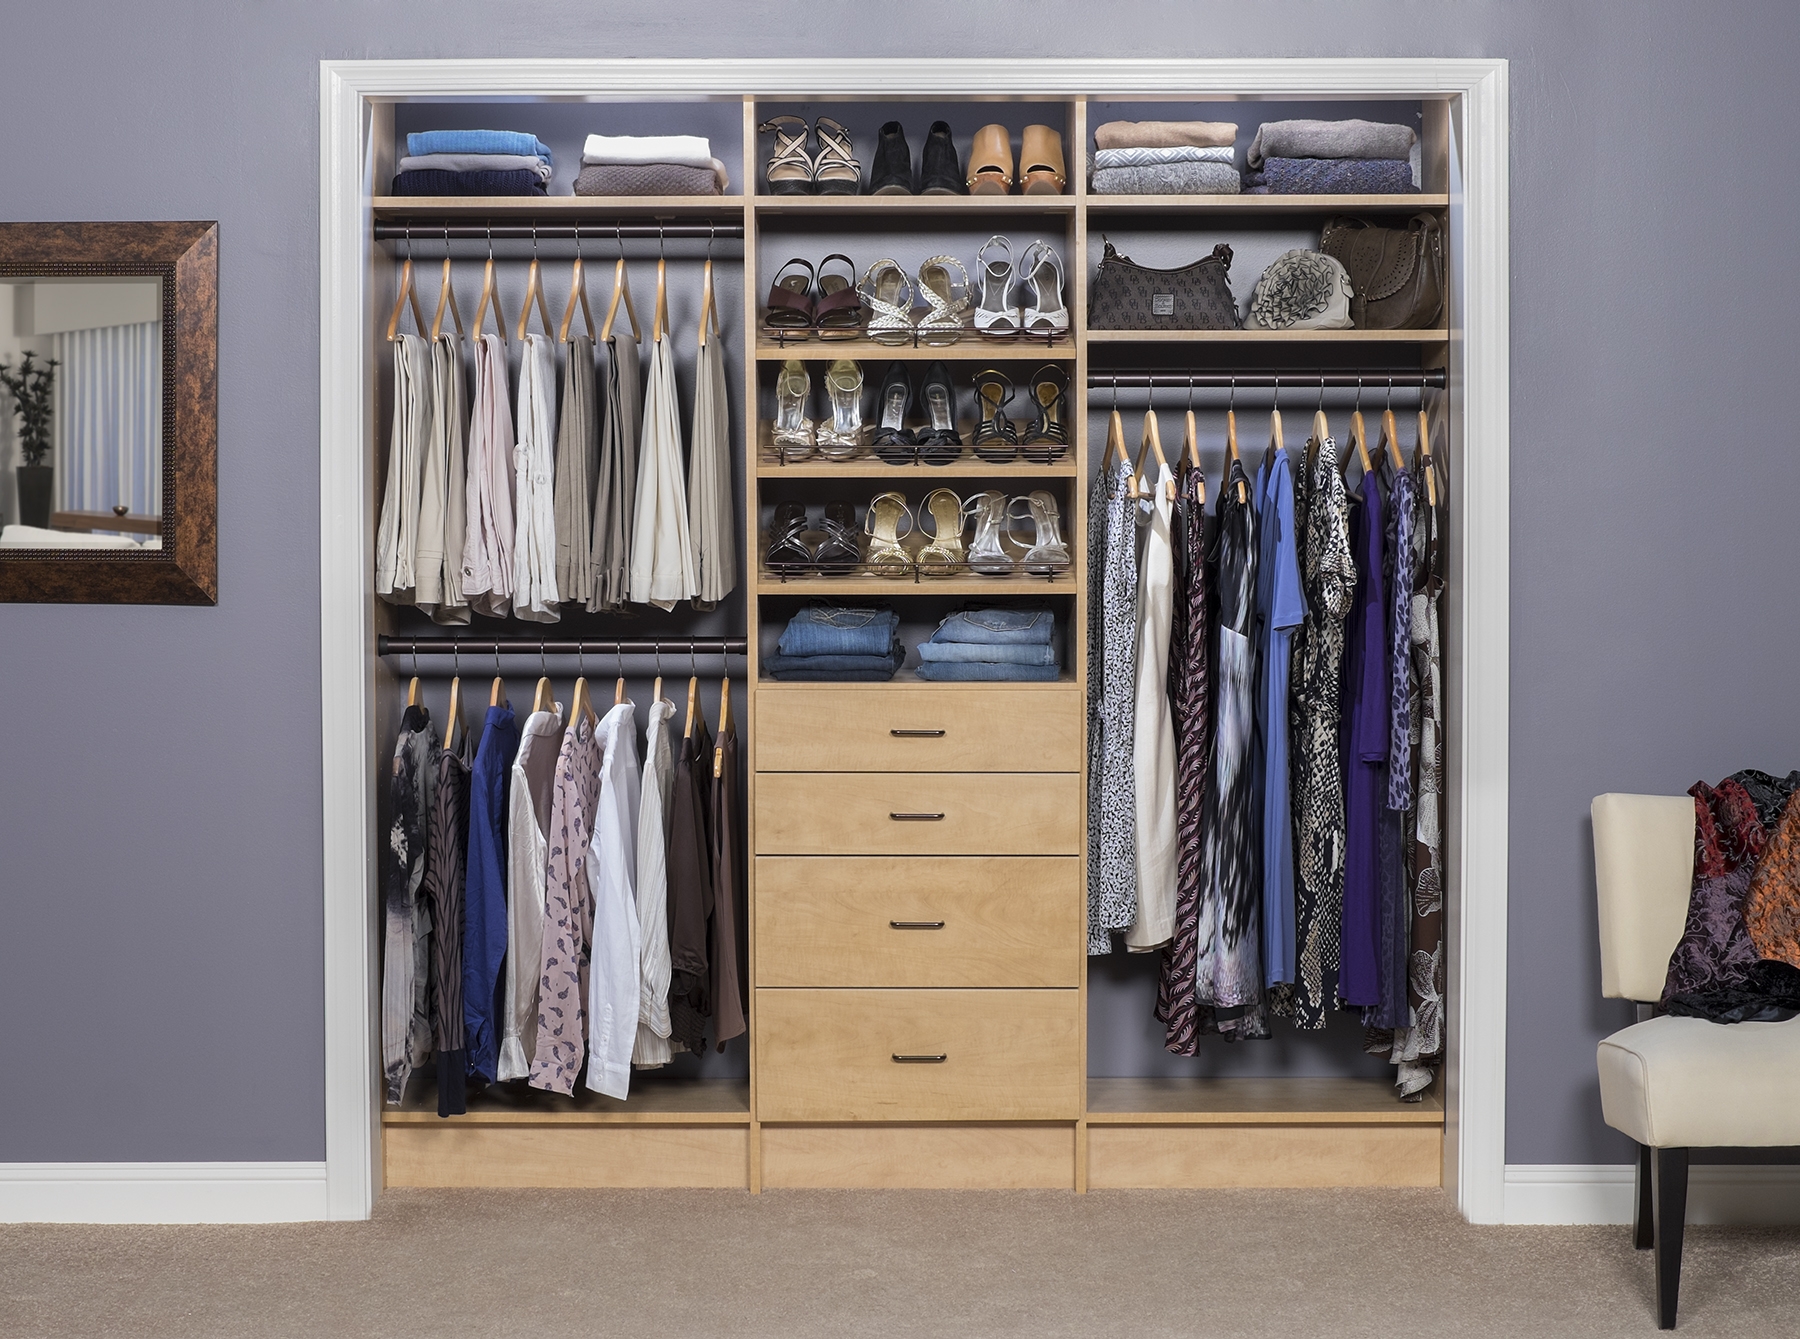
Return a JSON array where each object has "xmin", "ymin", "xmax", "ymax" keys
[
  {"xmin": 373, "ymin": 224, "xmax": 744, "ymax": 242},
  {"xmin": 1088, "ymin": 370, "xmax": 1447, "ymax": 391},
  {"xmin": 378, "ymin": 636, "xmax": 747, "ymax": 658}
]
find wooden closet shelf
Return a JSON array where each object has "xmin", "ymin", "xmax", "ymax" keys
[
  {"xmin": 752, "ymin": 194, "xmax": 1077, "ymax": 218},
  {"xmin": 371, "ymin": 195, "xmax": 747, "ymax": 220},
  {"xmin": 1083, "ymin": 193, "xmax": 1447, "ymax": 214},
  {"xmin": 754, "ymin": 425, "xmax": 1078, "ymax": 478},
  {"xmin": 1084, "ymin": 1077, "xmax": 1445, "ymax": 1125},
  {"xmin": 384, "ymin": 1077, "xmax": 751, "ymax": 1125},
  {"xmin": 1087, "ymin": 328, "xmax": 1447, "ymax": 345},
  {"xmin": 756, "ymin": 673, "xmax": 1077, "ymax": 690},
  {"xmin": 755, "ymin": 570, "xmax": 1076, "ymax": 596},
  {"xmin": 756, "ymin": 338, "xmax": 1077, "ymax": 362}
]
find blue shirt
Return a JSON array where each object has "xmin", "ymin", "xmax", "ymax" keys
[
  {"xmin": 461, "ymin": 703, "xmax": 519, "ymax": 1082},
  {"xmin": 1256, "ymin": 449, "xmax": 1307, "ymax": 987}
]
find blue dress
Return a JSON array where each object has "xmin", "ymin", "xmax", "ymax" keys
[
  {"xmin": 461, "ymin": 703, "xmax": 520, "ymax": 1082},
  {"xmin": 1255, "ymin": 448, "xmax": 1307, "ymax": 989}
]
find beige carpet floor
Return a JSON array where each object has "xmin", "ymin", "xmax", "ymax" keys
[{"xmin": 3, "ymin": 1188, "xmax": 1797, "ymax": 1337}]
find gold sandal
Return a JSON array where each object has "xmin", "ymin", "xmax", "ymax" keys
[
  {"xmin": 914, "ymin": 487, "xmax": 968, "ymax": 578},
  {"xmin": 862, "ymin": 491, "xmax": 916, "ymax": 579}
]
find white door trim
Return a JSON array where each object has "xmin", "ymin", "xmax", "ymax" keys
[{"xmin": 319, "ymin": 57, "xmax": 1510, "ymax": 1223}]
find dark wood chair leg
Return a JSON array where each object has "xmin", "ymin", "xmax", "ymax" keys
[
  {"xmin": 1651, "ymin": 1146, "xmax": 1689, "ymax": 1329},
  {"xmin": 1634, "ymin": 1143, "xmax": 1655, "ymax": 1248}
]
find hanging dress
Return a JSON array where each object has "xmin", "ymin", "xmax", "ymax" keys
[
  {"xmin": 511, "ymin": 331, "xmax": 561, "ymax": 621},
  {"xmin": 586, "ymin": 700, "xmax": 644, "ymax": 1100},
  {"xmin": 1156, "ymin": 461, "xmax": 1209, "ymax": 1055},
  {"xmin": 1339, "ymin": 469, "xmax": 1388, "ymax": 1009},
  {"xmin": 461, "ymin": 332, "xmax": 515, "ymax": 618},
  {"xmin": 381, "ymin": 704, "xmax": 436, "ymax": 1104},
  {"xmin": 688, "ymin": 320, "xmax": 736, "ymax": 610},
  {"xmin": 1127, "ymin": 460, "xmax": 1178, "ymax": 951},
  {"xmin": 588, "ymin": 334, "xmax": 641, "ymax": 612},
  {"xmin": 628, "ymin": 332, "xmax": 697, "ymax": 609},
  {"xmin": 1279, "ymin": 440, "xmax": 1357, "ymax": 1029},
  {"xmin": 497, "ymin": 705, "xmax": 563, "ymax": 1082},
  {"xmin": 667, "ymin": 715, "xmax": 715, "ymax": 1052},
  {"xmin": 528, "ymin": 712, "xmax": 601, "ymax": 1096},
  {"xmin": 1372, "ymin": 461, "xmax": 1417, "ymax": 1029},
  {"xmin": 553, "ymin": 334, "xmax": 599, "ymax": 609},
  {"xmin": 1196, "ymin": 457, "xmax": 1266, "ymax": 1039},
  {"xmin": 425, "ymin": 724, "xmax": 472, "ymax": 1116},
  {"xmin": 415, "ymin": 332, "xmax": 470, "ymax": 624},
  {"xmin": 374, "ymin": 333, "xmax": 431, "ymax": 604},
  {"xmin": 632, "ymin": 697, "xmax": 676, "ymax": 1068},
  {"xmin": 1255, "ymin": 446, "xmax": 1306, "ymax": 990},
  {"xmin": 461, "ymin": 701, "xmax": 520, "ymax": 1082},
  {"xmin": 1087, "ymin": 459, "xmax": 1139, "ymax": 954}
]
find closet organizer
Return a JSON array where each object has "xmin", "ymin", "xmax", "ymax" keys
[{"xmin": 361, "ymin": 83, "xmax": 1460, "ymax": 1193}]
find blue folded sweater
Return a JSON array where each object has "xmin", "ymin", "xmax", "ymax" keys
[{"xmin": 405, "ymin": 129, "xmax": 553, "ymax": 166}]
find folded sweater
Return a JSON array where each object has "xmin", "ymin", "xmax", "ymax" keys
[
  {"xmin": 1246, "ymin": 118, "xmax": 1416, "ymax": 168},
  {"xmin": 398, "ymin": 153, "xmax": 553, "ymax": 183},
  {"xmin": 1093, "ymin": 145, "xmax": 1235, "ymax": 169},
  {"xmin": 1246, "ymin": 157, "xmax": 1416, "ymax": 195},
  {"xmin": 391, "ymin": 169, "xmax": 549, "ymax": 197},
  {"xmin": 405, "ymin": 129, "xmax": 553, "ymax": 165},
  {"xmin": 1093, "ymin": 119, "xmax": 1237, "ymax": 150},
  {"xmin": 582, "ymin": 133, "xmax": 714, "ymax": 168},
  {"xmin": 575, "ymin": 161, "xmax": 726, "ymax": 197},
  {"xmin": 1091, "ymin": 161, "xmax": 1241, "ymax": 196}
]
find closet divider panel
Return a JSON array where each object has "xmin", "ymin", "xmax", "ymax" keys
[{"xmin": 740, "ymin": 91, "xmax": 765, "ymax": 1194}]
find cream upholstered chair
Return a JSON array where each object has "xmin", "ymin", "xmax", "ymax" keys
[{"xmin": 1592, "ymin": 792, "xmax": 1800, "ymax": 1329}]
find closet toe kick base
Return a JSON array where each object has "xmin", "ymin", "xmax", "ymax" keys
[{"xmin": 759, "ymin": 1123, "xmax": 1079, "ymax": 1190}]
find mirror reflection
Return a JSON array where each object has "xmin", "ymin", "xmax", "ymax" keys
[{"xmin": 0, "ymin": 276, "xmax": 163, "ymax": 550}]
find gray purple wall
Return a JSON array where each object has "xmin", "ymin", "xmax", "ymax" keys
[{"xmin": 2, "ymin": 1, "xmax": 1790, "ymax": 1167}]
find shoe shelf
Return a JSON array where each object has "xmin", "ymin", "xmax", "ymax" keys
[
  {"xmin": 370, "ymin": 196, "xmax": 747, "ymax": 220},
  {"xmin": 754, "ymin": 567, "xmax": 1076, "ymax": 597},
  {"xmin": 755, "ymin": 337, "xmax": 1076, "ymax": 362},
  {"xmin": 1086, "ymin": 328, "xmax": 1448, "ymax": 345},
  {"xmin": 1081, "ymin": 193, "xmax": 1447, "ymax": 215},
  {"xmin": 751, "ymin": 194, "xmax": 1078, "ymax": 218},
  {"xmin": 755, "ymin": 674, "xmax": 1079, "ymax": 691},
  {"xmin": 753, "ymin": 424, "xmax": 1077, "ymax": 477}
]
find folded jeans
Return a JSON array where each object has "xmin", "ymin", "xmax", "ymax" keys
[
  {"xmin": 931, "ymin": 608, "xmax": 1056, "ymax": 646},
  {"xmin": 776, "ymin": 606, "xmax": 900, "ymax": 658},
  {"xmin": 916, "ymin": 640, "xmax": 1059, "ymax": 666},
  {"xmin": 765, "ymin": 647, "xmax": 903, "ymax": 676},
  {"xmin": 915, "ymin": 661, "xmax": 1061, "ymax": 682}
]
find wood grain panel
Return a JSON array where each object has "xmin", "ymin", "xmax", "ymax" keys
[
  {"xmin": 755, "ymin": 988, "xmax": 1080, "ymax": 1121},
  {"xmin": 1085, "ymin": 1077, "xmax": 1445, "ymax": 1124},
  {"xmin": 383, "ymin": 1124, "xmax": 749, "ymax": 1188},
  {"xmin": 754, "ymin": 772, "xmax": 1080, "ymax": 855},
  {"xmin": 756, "ymin": 856, "xmax": 1079, "ymax": 987},
  {"xmin": 760, "ymin": 1123, "xmax": 1076, "ymax": 1189},
  {"xmin": 1085, "ymin": 1123, "xmax": 1443, "ymax": 1189},
  {"xmin": 754, "ymin": 687, "xmax": 1082, "ymax": 772}
]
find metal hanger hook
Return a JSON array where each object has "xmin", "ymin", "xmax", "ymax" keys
[
  {"xmin": 531, "ymin": 222, "xmax": 539, "ymax": 261},
  {"xmin": 1271, "ymin": 375, "xmax": 1279, "ymax": 412},
  {"xmin": 540, "ymin": 642, "xmax": 547, "ymax": 683},
  {"xmin": 706, "ymin": 220, "xmax": 715, "ymax": 262},
  {"xmin": 654, "ymin": 641, "xmax": 663, "ymax": 680},
  {"xmin": 689, "ymin": 640, "xmax": 698, "ymax": 678},
  {"xmin": 1228, "ymin": 376, "xmax": 1236, "ymax": 414},
  {"xmin": 573, "ymin": 224, "xmax": 583, "ymax": 260},
  {"xmin": 615, "ymin": 220, "xmax": 626, "ymax": 262},
  {"xmin": 1386, "ymin": 375, "xmax": 1394, "ymax": 412},
  {"xmin": 1110, "ymin": 375, "xmax": 1119, "ymax": 415},
  {"xmin": 1318, "ymin": 377, "xmax": 1326, "ymax": 412},
  {"xmin": 451, "ymin": 640, "xmax": 459, "ymax": 678},
  {"xmin": 1186, "ymin": 376, "xmax": 1195, "ymax": 415}
]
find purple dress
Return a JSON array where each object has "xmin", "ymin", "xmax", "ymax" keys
[{"xmin": 1339, "ymin": 470, "xmax": 1387, "ymax": 1008}]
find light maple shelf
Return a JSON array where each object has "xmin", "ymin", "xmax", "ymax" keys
[
  {"xmin": 756, "ymin": 455, "xmax": 1078, "ymax": 479},
  {"xmin": 755, "ymin": 570, "xmax": 1075, "ymax": 597},
  {"xmin": 1082, "ymin": 192, "xmax": 1447, "ymax": 214},
  {"xmin": 371, "ymin": 195, "xmax": 746, "ymax": 219},
  {"xmin": 756, "ymin": 674, "xmax": 1077, "ymax": 690},
  {"xmin": 384, "ymin": 1077, "xmax": 750, "ymax": 1125},
  {"xmin": 756, "ymin": 337, "xmax": 1076, "ymax": 362},
  {"xmin": 1087, "ymin": 328, "xmax": 1447, "ymax": 344},
  {"xmin": 1085, "ymin": 1077, "xmax": 1445, "ymax": 1125},
  {"xmin": 752, "ymin": 194, "xmax": 1077, "ymax": 217}
]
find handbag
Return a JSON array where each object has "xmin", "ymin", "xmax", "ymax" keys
[
  {"xmin": 1319, "ymin": 213, "xmax": 1444, "ymax": 329},
  {"xmin": 1087, "ymin": 239, "xmax": 1238, "ymax": 331},
  {"xmin": 1244, "ymin": 249, "xmax": 1353, "ymax": 331}
]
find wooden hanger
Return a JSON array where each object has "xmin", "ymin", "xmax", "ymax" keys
[
  {"xmin": 1309, "ymin": 407, "xmax": 1331, "ymax": 475},
  {"xmin": 684, "ymin": 673, "xmax": 699, "ymax": 740},
  {"xmin": 386, "ymin": 239, "xmax": 427, "ymax": 343},
  {"xmin": 714, "ymin": 678, "xmax": 731, "ymax": 778},
  {"xmin": 1268, "ymin": 400, "xmax": 1285, "ymax": 473},
  {"xmin": 1380, "ymin": 405, "xmax": 1406, "ymax": 472},
  {"xmin": 515, "ymin": 243, "xmax": 554, "ymax": 343},
  {"xmin": 1226, "ymin": 405, "xmax": 1246, "ymax": 504},
  {"xmin": 570, "ymin": 675, "xmax": 595, "ymax": 730},
  {"xmin": 489, "ymin": 674, "xmax": 505, "ymax": 708},
  {"xmin": 429, "ymin": 247, "xmax": 464, "ymax": 342},
  {"xmin": 1132, "ymin": 410, "xmax": 1176, "ymax": 501},
  {"xmin": 651, "ymin": 253, "xmax": 670, "ymax": 343},
  {"xmin": 445, "ymin": 673, "xmax": 462, "ymax": 749},
  {"xmin": 405, "ymin": 675, "xmax": 421, "ymax": 708},
  {"xmin": 1182, "ymin": 408, "xmax": 1205, "ymax": 505},
  {"xmin": 1106, "ymin": 406, "xmax": 1140, "ymax": 499},
  {"xmin": 1340, "ymin": 407, "xmax": 1375, "ymax": 480},
  {"xmin": 602, "ymin": 227, "xmax": 642, "ymax": 343},
  {"xmin": 472, "ymin": 233, "xmax": 508, "ymax": 345},
  {"xmin": 532, "ymin": 676, "xmax": 553, "ymax": 716},
  {"xmin": 697, "ymin": 249, "xmax": 722, "ymax": 348},
  {"xmin": 1417, "ymin": 407, "xmax": 1438, "ymax": 508},
  {"xmin": 558, "ymin": 239, "xmax": 597, "ymax": 343}
]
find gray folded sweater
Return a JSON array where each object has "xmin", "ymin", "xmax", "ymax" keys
[
  {"xmin": 1090, "ymin": 161, "xmax": 1241, "ymax": 196},
  {"xmin": 1246, "ymin": 118, "xmax": 1417, "ymax": 168}
]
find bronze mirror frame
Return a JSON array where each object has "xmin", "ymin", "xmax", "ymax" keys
[{"xmin": 0, "ymin": 221, "xmax": 217, "ymax": 604}]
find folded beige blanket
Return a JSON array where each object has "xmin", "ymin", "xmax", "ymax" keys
[{"xmin": 1093, "ymin": 119, "xmax": 1237, "ymax": 150}]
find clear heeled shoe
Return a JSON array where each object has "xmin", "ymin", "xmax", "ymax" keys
[
  {"xmin": 1018, "ymin": 489, "xmax": 1073, "ymax": 575},
  {"xmin": 1019, "ymin": 240, "xmax": 1069, "ymax": 337},
  {"xmin": 773, "ymin": 359, "xmax": 815, "ymax": 460},
  {"xmin": 915, "ymin": 487, "xmax": 970, "ymax": 578},
  {"xmin": 965, "ymin": 490, "xmax": 1026, "ymax": 576},
  {"xmin": 815, "ymin": 359, "xmax": 868, "ymax": 460},
  {"xmin": 863, "ymin": 491, "xmax": 916, "ymax": 579},
  {"xmin": 974, "ymin": 236, "xmax": 1020, "ymax": 340}
]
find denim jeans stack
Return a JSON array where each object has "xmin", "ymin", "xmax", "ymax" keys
[
  {"xmin": 915, "ymin": 608, "xmax": 1062, "ymax": 681},
  {"xmin": 764, "ymin": 605, "xmax": 904, "ymax": 681}
]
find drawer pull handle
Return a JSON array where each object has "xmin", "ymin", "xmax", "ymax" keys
[
  {"xmin": 892, "ymin": 1053, "xmax": 948, "ymax": 1064},
  {"xmin": 890, "ymin": 728, "xmax": 946, "ymax": 737},
  {"xmin": 890, "ymin": 812, "xmax": 945, "ymax": 822},
  {"xmin": 889, "ymin": 920, "xmax": 946, "ymax": 930}
]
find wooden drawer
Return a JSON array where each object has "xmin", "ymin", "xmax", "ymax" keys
[
  {"xmin": 754, "ymin": 772, "xmax": 1081, "ymax": 855},
  {"xmin": 754, "ymin": 686, "xmax": 1081, "ymax": 772},
  {"xmin": 755, "ymin": 988, "xmax": 1080, "ymax": 1121},
  {"xmin": 756, "ymin": 857, "xmax": 1080, "ymax": 988}
]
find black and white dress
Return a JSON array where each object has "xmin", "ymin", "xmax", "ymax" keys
[{"xmin": 1087, "ymin": 460, "xmax": 1139, "ymax": 954}]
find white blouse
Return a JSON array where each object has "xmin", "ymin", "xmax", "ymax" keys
[
  {"xmin": 497, "ymin": 705, "xmax": 563, "ymax": 1081},
  {"xmin": 1127, "ymin": 463, "xmax": 1179, "ymax": 951},
  {"xmin": 631, "ymin": 698, "xmax": 677, "ymax": 1068},
  {"xmin": 585, "ymin": 700, "xmax": 643, "ymax": 1099},
  {"xmin": 511, "ymin": 332, "xmax": 561, "ymax": 622}
]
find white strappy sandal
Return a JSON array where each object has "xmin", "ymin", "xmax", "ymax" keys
[
  {"xmin": 915, "ymin": 255, "xmax": 971, "ymax": 345},
  {"xmin": 859, "ymin": 259, "xmax": 916, "ymax": 346},
  {"xmin": 974, "ymin": 236, "xmax": 1020, "ymax": 340},
  {"xmin": 1019, "ymin": 240, "xmax": 1070, "ymax": 337}
]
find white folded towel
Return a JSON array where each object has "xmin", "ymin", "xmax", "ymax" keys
[
  {"xmin": 397, "ymin": 153, "xmax": 554, "ymax": 182},
  {"xmin": 582, "ymin": 134, "xmax": 714, "ymax": 169}
]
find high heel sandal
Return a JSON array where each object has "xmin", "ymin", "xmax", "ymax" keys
[
  {"xmin": 863, "ymin": 491, "xmax": 916, "ymax": 579},
  {"xmin": 859, "ymin": 258, "xmax": 916, "ymax": 346},
  {"xmin": 773, "ymin": 359, "xmax": 815, "ymax": 459},
  {"xmin": 814, "ymin": 253, "xmax": 862, "ymax": 341},
  {"xmin": 763, "ymin": 257, "xmax": 816, "ymax": 340},
  {"xmin": 915, "ymin": 487, "xmax": 970, "ymax": 578},
  {"xmin": 812, "ymin": 117, "xmax": 862, "ymax": 195},
  {"xmin": 968, "ymin": 124, "xmax": 1014, "ymax": 195},
  {"xmin": 1020, "ymin": 365, "xmax": 1070, "ymax": 464},
  {"xmin": 915, "ymin": 255, "xmax": 971, "ymax": 345},
  {"xmin": 915, "ymin": 360, "xmax": 964, "ymax": 466},
  {"xmin": 766, "ymin": 501, "xmax": 817, "ymax": 574},
  {"xmin": 1019, "ymin": 125, "xmax": 1067, "ymax": 196},
  {"xmin": 974, "ymin": 236, "xmax": 1020, "ymax": 340},
  {"xmin": 759, "ymin": 115, "xmax": 814, "ymax": 196},
  {"xmin": 816, "ymin": 359, "xmax": 867, "ymax": 460},
  {"xmin": 1018, "ymin": 490, "xmax": 1073, "ymax": 575},
  {"xmin": 1018, "ymin": 240, "xmax": 1070, "ymax": 337},
  {"xmin": 814, "ymin": 502, "xmax": 862, "ymax": 575},
  {"xmin": 971, "ymin": 370, "xmax": 1019, "ymax": 464},
  {"xmin": 871, "ymin": 362, "xmax": 916, "ymax": 465},
  {"xmin": 966, "ymin": 490, "xmax": 1026, "ymax": 575}
]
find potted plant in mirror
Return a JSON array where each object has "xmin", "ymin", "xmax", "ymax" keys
[{"xmin": 0, "ymin": 351, "xmax": 58, "ymax": 529}]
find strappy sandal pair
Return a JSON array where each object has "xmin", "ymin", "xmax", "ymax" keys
[
  {"xmin": 759, "ymin": 115, "xmax": 861, "ymax": 195},
  {"xmin": 973, "ymin": 237, "xmax": 1070, "ymax": 340},
  {"xmin": 970, "ymin": 366, "xmax": 1071, "ymax": 464},
  {"xmin": 772, "ymin": 360, "xmax": 867, "ymax": 461},
  {"xmin": 870, "ymin": 362, "xmax": 963, "ymax": 466},
  {"xmin": 766, "ymin": 501, "xmax": 861, "ymax": 576},
  {"xmin": 862, "ymin": 488, "xmax": 1074, "ymax": 580},
  {"xmin": 762, "ymin": 255, "xmax": 862, "ymax": 341},
  {"xmin": 859, "ymin": 257, "xmax": 971, "ymax": 345}
]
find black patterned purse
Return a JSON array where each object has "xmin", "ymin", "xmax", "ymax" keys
[{"xmin": 1087, "ymin": 239, "xmax": 1238, "ymax": 331}]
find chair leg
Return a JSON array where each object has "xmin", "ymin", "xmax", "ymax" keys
[
  {"xmin": 1651, "ymin": 1146, "xmax": 1689, "ymax": 1329},
  {"xmin": 1634, "ymin": 1142, "xmax": 1654, "ymax": 1249}
]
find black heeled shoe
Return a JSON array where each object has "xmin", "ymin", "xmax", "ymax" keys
[
  {"xmin": 814, "ymin": 502, "xmax": 862, "ymax": 575},
  {"xmin": 766, "ymin": 501, "xmax": 818, "ymax": 575},
  {"xmin": 868, "ymin": 121, "xmax": 914, "ymax": 196},
  {"xmin": 971, "ymin": 369, "xmax": 1019, "ymax": 464},
  {"xmin": 919, "ymin": 120, "xmax": 966, "ymax": 196},
  {"xmin": 916, "ymin": 360, "xmax": 964, "ymax": 466},
  {"xmin": 1019, "ymin": 365, "xmax": 1070, "ymax": 464},
  {"xmin": 872, "ymin": 362, "xmax": 917, "ymax": 465}
]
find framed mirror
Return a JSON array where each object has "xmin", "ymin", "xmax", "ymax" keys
[{"xmin": 0, "ymin": 221, "xmax": 217, "ymax": 603}]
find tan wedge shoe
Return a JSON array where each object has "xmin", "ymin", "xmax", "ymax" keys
[
  {"xmin": 968, "ymin": 123, "xmax": 1014, "ymax": 194},
  {"xmin": 1020, "ymin": 125, "xmax": 1066, "ymax": 195}
]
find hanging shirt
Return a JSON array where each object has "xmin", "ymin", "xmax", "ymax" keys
[
  {"xmin": 1339, "ymin": 470, "xmax": 1389, "ymax": 1009},
  {"xmin": 415, "ymin": 332, "xmax": 470, "ymax": 624},
  {"xmin": 511, "ymin": 332, "xmax": 561, "ymax": 622},
  {"xmin": 709, "ymin": 716, "xmax": 748, "ymax": 1049},
  {"xmin": 587, "ymin": 700, "xmax": 644, "ymax": 1098},
  {"xmin": 461, "ymin": 332, "xmax": 515, "ymax": 617},
  {"xmin": 667, "ymin": 716, "xmax": 715, "ymax": 1053},
  {"xmin": 497, "ymin": 705, "xmax": 563, "ymax": 1081},
  {"xmin": 1373, "ymin": 462, "xmax": 1419, "ymax": 1029},
  {"xmin": 632, "ymin": 697, "xmax": 677, "ymax": 1067},
  {"xmin": 1086, "ymin": 460, "xmax": 1139, "ymax": 954},
  {"xmin": 1256, "ymin": 447, "xmax": 1307, "ymax": 988},
  {"xmin": 627, "ymin": 334, "xmax": 697, "ymax": 609},
  {"xmin": 462, "ymin": 702, "xmax": 519, "ymax": 1083},
  {"xmin": 426, "ymin": 726, "xmax": 472, "ymax": 1116},
  {"xmin": 1127, "ymin": 461, "xmax": 1179, "ymax": 952},
  {"xmin": 529, "ymin": 712, "xmax": 602, "ymax": 1095},
  {"xmin": 381, "ymin": 705, "xmax": 436, "ymax": 1104},
  {"xmin": 375, "ymin": 333, "xmax": 431, "ymax": 603}
]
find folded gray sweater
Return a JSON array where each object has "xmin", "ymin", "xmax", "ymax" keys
[
  {"xmin": 1090, "ymin": 161, "xmax": 1241, "ymax": 196},
  {"xmin": 1246, "ymin": 118, "xmax": 1417, "ymax": 168}
]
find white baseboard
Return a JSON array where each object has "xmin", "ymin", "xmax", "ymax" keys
[
  {"xmin": 1505, "ymin": 1163, "xmax": 1800, "ymax": 1225},
  {"xmin": 0, "ymin": 1162, "xmax": 329, "ymax": 1224}
]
